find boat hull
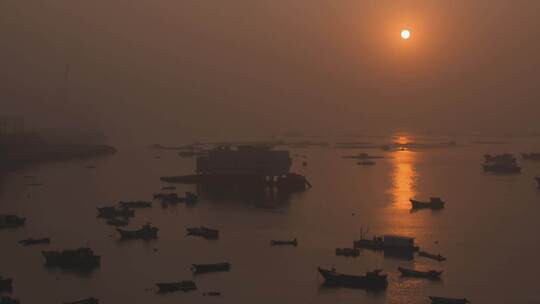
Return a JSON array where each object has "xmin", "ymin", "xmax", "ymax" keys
[
  {"xmin": 429, "ymin": 296, "xmax": 469, "ymax": 304},
  {"xmin": 318, "ymin": 268, "xmax": 387, "ymax": 289}
]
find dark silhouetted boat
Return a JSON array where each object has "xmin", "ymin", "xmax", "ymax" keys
[
  {"xmin": 410, "ymin": 197, "xmax": 445, "ymax": 210},
  {"xmin": 119, "ymin": 201, "xmax": 152, "ymax": 208},
  {"xmin": 42, "ymin": 248, "xmax": 101, "ymax": 270},
  {"xmin": 154, "ymin": 193, "xmax": 184, "ymax": 204},
  {"xmin": 18, "ymin": 238, "xmax": 50, "ymax": 246},
  {"xmin": 335, "ymin": 247, "xmax": 359, "ymax": 257},
  {"xmin": 203, "ymin": 292, "xmax": 221, "ymax": 296},
  {"xmin": 97, "ymin": 207, "xmax": 134, "ymax": 219},
  {"xmin": 63, "ymin": 297, "xmax": 99, "ymax": 304},
  {"xmin": 117, "ymin": 224, "xmax": 158, "ymax": 240},
  {"xmin": 354, "ymin": 235, "xmax": 419, "ymax": 257},
  {"xmin": 156, "ymin": 281, "xmax": 197, "ymax": 293},
  {"xmin": 270, "ymin": 238, "xmax": 298, "ymax": 246},
  {"xmin": 186, "ymin": 227, "xmax": 219, "ymax": 239},
  {"xmin": 418, "ymin": 251, "xmax": 447, "ymax": 262},
  {"xmin": 398, "ymin": 267, "xmax": 442, "ymax": 280},
  {"xmin": 429, "ymin": 296, "xmax": 470, "ymax": 304},
  {"xmin": 536, "ymin": 177, "xmax": 540, "ymax": 189},
  {"xmin": 0, "ymin": 296, "xmax": 20, "ymax": 304},
  {"xmin": 317, "ymin": 267, "xmax": 388, "ymax": 289},
  {"xmin": 483, "ymin": 154, "xmax": 521, "ymax": 174},
  {"xmin": 0, "ymin": 277, "xmax": 13, "ymax": 292},
  {"xmin": 521, "ymin": 153, "xmax": 540, "ymax": 160},
  {"xmin": 191, "ymin": 262, "xmax": 231, "ymax": 274},
  {"xmin": 0, "ymin": 215, "xmax": 26, "ymax": 229},
  {"xmin": 343, "ymin": 152, "xmax": 384, "ymax": 160}
]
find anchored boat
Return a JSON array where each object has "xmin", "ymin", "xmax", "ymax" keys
[
  {"xmin": 186, "ymin": 227, "xmax": 219, "ymax": 239},
  {"xmin": 335, "ymin": 248, "xmax": 359, "ymax": 257},
  {"xmin": 398, "ymin": 267, "xmax": 442, "ymax": 280},
  {"xmin": 429, "ymin": 296, "xmax": 470, "ymax": 304},
  {"xmin": 18, "ymin": 238, "xmax": 50, "ymax": 246},
  {"xmin": 97, "ymin": 207, "xmax": 134, "ymax": 219},
  {"xmin": 317, "ymin": 267, "xmax": 388, "ymax": 290},
  {"xmin": 42, "ymin": 248, "xmax": 101, "ymax": 270},
  {"xmin": 117, "ymin": 224, "xmax": 158, "ymax": 240},
  {"xmin": 0, "ymin": 215, "xmax": 26, "ymax": 229},
  {"xmin": 0, "ymin": 296, "xmax": 20, "ymax": 304},
  {"xmin": 156, "ymin": 281, "xmax": 197, "ymax": 293},
  {"xmin": 191, "ymin": 262, "xmax": 231, "ymax": 274},
  {"xmin": 270, "ymin": 238, "xmax": 298, "ymax": 246},
  {"xmin": 418, "ymin": 251, "xmax": 447, "ymax": 262},
  {"xmin": 410, "ymin": 197, "xmax": 445, "ymax": 210}
]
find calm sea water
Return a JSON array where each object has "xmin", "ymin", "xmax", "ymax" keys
[{"xmin": 1, "ymin": 135, "xmax": 540, "ymax": 304}]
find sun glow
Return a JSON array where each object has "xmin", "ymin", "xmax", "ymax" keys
[{"xmin": 401, "ymin": 29, "xmax": 411, "ymax": 40}]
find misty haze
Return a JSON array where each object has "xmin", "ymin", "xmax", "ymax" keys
[{"xmin": 1, "ymin": 1, "xmax": 540, "ymax": 304}]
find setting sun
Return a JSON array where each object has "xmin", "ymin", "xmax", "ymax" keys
[{"xmin": 401, "ymin": 29, "xmax": 411, "ymax": 40}]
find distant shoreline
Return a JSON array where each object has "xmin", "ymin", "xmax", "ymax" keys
[{"xmin": 0, "ymin": 144, "xmax": 117, "ymax": 171}]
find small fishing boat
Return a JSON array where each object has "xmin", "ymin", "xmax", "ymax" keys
[
  {"xmin": 186, "ymin": 227, "xmax": 219, "ymax": 239},
  {"xmin": 18, "ymin": 238, "xmax": 50, "ymax": 246},
  {"xmin": 106, "ymin": 218, "xmax": 129, "ymax": 227},
  {"xmin": 429, "ymin": 296, "xmax": 470, "ymax": 304},
  {"xmin": 42, "ymin": 248, "xmax": 101, "ymax": 270},
  {"xmin": 156, "ymin": 281, "xmax": 197, "ymax": 293},
  {"xmin": 119, "ymin": 201, "xmax": 152, "ymax": 208},
  {"xmin": 270, "ymin": 238, "xmax": 298, "ymax": 246},
  {"xmin": 357, "ymin": 160, "xmax": 376, "ymax": 166},
  {"xmin": 117, "ymin": 224, "xmax": 158, "ymax": 240},
  {"xmin": 335, "ymin": 248, "xmax": 359, "ymax": 257},
  {"xmin": 398, "ymin": 267, "xmax": 442, "ymax": 280},
  {"xmin": 535, "ymin": 177, "xmax": 540, "ymax": 189},
  {"xmin": 410, "ymin": 197, "xmax": 445, "ymax": 210},
  {"xmin": 418, "ymin": 251, "xmax": 447, "ymax": 262},
  {"xmin": 191, "ymin": 262, "xmax": 231, "ymax": 274},
  {"xmin": 0, "ymin": 277, "xmax": 13, "ymax": 292},
  {"xmin": 63, "ymin": 297, "xmax": 99, "ymax": 304},
  {"xmin": 0, "ymin": 296, "xmax": 20, "ymax": 304},
  {"xmin": 0, "ymin": 215, "xmax": 26, "ymax": 229},
  {"xmin": 317, "ymin": 267, "xmax": 388, "ymax": 289}
]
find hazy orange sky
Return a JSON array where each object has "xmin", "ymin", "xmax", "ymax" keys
[{"xmin": 2, "ymin": 1, "xmax": 540, "ymax": 142}]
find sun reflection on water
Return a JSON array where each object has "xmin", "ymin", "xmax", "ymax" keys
[{"xmin": 391, "ymin": 149, "xmax": 418, "ymax": 210}]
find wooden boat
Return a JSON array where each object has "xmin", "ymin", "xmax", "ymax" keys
[
  {"xmin": 18, "ymin": 238, "xmax": 50, "ymax": 246},
  {"xmin": 398, "ymin": 267, "xmax": 442, "ymax": 280},
  {"xmin": 0, "ymin": 296, "xmax": 20, "ymax": 304},
  {"xmin": 270, "ymin": 238, "xmax": 298, "ymax": 246},
  {"xmin": 156, "ymin": 281, "xmax": 197, "ymax": 293},
  {"xmin": 42, "ymin": 248, "xmax": 101, "ymax": 270},
  {"xmin": 119, "ymin": 201, "xmax": 152, "ymax": 208},
  {"xmin": 0, "ymin": 215, "xmax": 26, "ymax": 229},
  {"xmin": 63, "ymin": 297, "xmax": 99, "ymax": 304},
  {"xmin": 0, "ymin": 277, "xmax": 13, "ymax": 292},
  {"xmin": 186, "ymin": 227, "xmax": 219, "ymax": 239},
  {"xmin": 429, "ymin": 296, "xmax": 470, "ymax": 304},
  {"xmin": 317, "ymin": 267, "xmax": 388, "ymax": 289},
  {"xmin": 536, "ymin": 177, "xmax": 540, "ymax": 189},
  {"xmin": 117, "ymin": 224, "xmax": 158, "ymax": 240},
  {"xmin": 335, "ymin": 248, "xmax": 359, "ymax": 257},
  {"xmin": 191, "ymin": 262, "xmax": 231, "ymax": 274},
  {"xmin": 410, "ymin": 197, "xmax": 445, "ymax": 210},
  {"xmin": 357, "ymin": 160, "xmax": 376, "ymax": 166},
  {"xmin": 418, "ymin": 251, "xmax": 447, "ymax": 262}
]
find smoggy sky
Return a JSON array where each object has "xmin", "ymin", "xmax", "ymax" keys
[{"xmin": 2, "ymin": 1, "xmax": 540, "ymax": 142}]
